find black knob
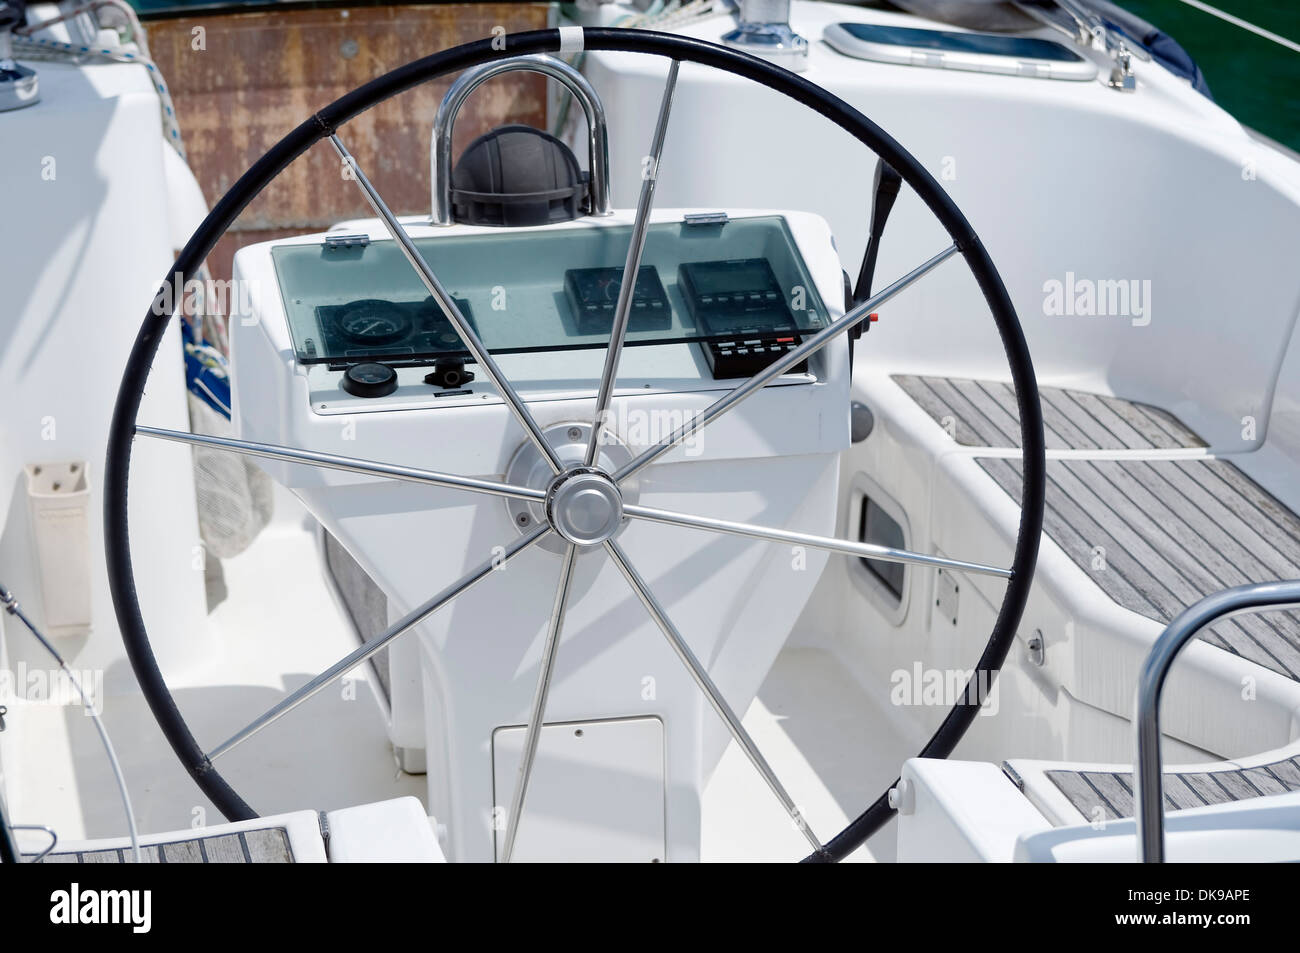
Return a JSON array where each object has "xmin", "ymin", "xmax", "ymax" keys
[
  {"xmin": 341, "ymin": 362, "xmax": 397, "ymax": 398},
  {"xmin": 423, "ymin": 358, "xmax": 475, "ymax": 390}
]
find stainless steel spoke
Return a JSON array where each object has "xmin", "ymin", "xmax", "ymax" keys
[
  {"xmin": 614, "ymin": 244, "xmax": 961, "ymax": 482},
  {"xmin": 207, "ymin": 524, "xmax": 549, "ymax": 761},
  {"xmin": 584, "ymin": 59, "xmax": 681, "ymax": 467},
  {"xmin": 603, "ymin": 539, "xmax": 824, "ymax": 853},
  {"xmin": 500, "ymin": 542, "xmax": 579, "ymax": 863},
  {"xmin": 329, "ymin": 133, "xmax": 563, "ymax": 474},
  {"xmin": 137, "ymin": 426, "xmax": 546, "ymax": 504},
  {"xmin": 623, "ymin": 502, "xmax": 1012, "ymax": 578}
]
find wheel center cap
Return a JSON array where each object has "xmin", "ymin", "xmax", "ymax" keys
[{"xmin": 547, "ymin": 469, "xmax": 623, "ymax": 546}]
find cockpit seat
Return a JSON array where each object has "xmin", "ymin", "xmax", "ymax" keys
[{"xmin": 894, "ymin": 374, "xmax": 1300, "ymax": 682}]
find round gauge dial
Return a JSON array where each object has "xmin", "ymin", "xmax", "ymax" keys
[
  {"xmin": 341, "ymin": 362, "xmax": 398, "ymax": 398},
  {"xmin": 337, "ymin": 299, "xmax": 412, "ymax": 345}
]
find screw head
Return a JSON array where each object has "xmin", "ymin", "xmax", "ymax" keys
[
  {"xmin": 516, "ymin": 513, "xmax": 530, "ymax": 526},
  {"xmin": 567, "ymin": 427, "xmax": 582, "ymax": 440}
]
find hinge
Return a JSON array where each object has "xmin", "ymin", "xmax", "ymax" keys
[
  {"xmin": 323, "ymin": 233, "xmax": 370, "ymax": 250},
  {"xmin": 683, "ymin": 212, "xmax": 729, "ymax": 226}
]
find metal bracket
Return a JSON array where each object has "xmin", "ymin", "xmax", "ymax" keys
[
  {"xmin": 1012, "ymin": 0, "xmax": 1141, "ymax": 93},
  {"xmin": 0, "ymin": 18, "xmax": 40, "ymax": 113},
  {"xmin": 722, "ymin": 0, "xmax": 809, "ymax": 73},
  {"xmin": 935, "ymin": 568, "xmax": 959, "ymax": 627},
  {"xmin": 683, "ymin": 211, "xmax": 729, "ymax": 226},
  {"xmin": 323, "ymin": 233, "xmax": 370, "ymax": 249},
  {"xmin": 1026, "ymin": 629, "xmax": 1045, "ymax": 666},
  {"xmin": 1107, "ymin": 45, "xmax": 1136, "ymax": 92}
]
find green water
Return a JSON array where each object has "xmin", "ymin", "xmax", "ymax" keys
[{"xmin": 1117, "ymin": 0, "xmax": 1300, "ymax": 153}]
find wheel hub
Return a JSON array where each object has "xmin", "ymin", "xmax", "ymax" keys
[
  {"xmin": 547, "ymin": 468, "xmax": 623, "ymax": 546},
  {"xmin": 504, "ymin": 421, "xmax": 637, "ymax": 553}
]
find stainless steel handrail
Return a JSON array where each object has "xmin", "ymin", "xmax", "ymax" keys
[
  {"xmin": 1134, "ymin": 580, "xmax": 1300, "ymax": 862},
  {"xmin": 10, "ymin": 824, "xmax": 57, "ymax": 863},
  {"xmin": 429, "ymin": 54, "xmax": 612, "ymax": 225}
]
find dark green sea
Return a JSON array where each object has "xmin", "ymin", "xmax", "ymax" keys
[{"xmin": 1117, "ymin": 0, "xmax": 1299, "ymax": 153}]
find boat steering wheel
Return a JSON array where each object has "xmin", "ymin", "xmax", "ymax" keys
[{"xmin": 104, "ymin": 27, "xmax": 1046, "ymax": 863}]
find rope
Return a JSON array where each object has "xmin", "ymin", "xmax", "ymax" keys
[{"xmin": 14, "ymin": 0, "xmax": 185, "ymax": 158}]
